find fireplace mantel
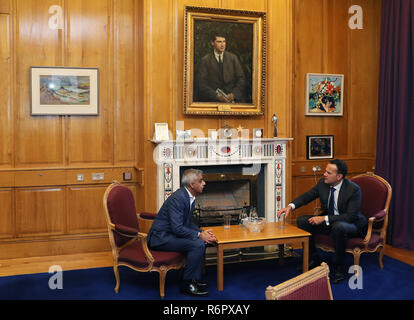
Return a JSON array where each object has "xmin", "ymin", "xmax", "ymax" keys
[{"xmin": 151, "ymin": 137, "xmax": 293, "ymax": 222}]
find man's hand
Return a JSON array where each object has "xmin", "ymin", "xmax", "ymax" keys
[
  {"xmin": 199, "ymin": 229, "xmax": 217, "ymax": 244},
  {"xmin": 226, "ymin": 93, "xmax": 235, "ymax": 102},
  {"xmin": 277, "ymin": 205, "xmax": 292, "ymax": 219},
  {"xmin": 216, "ymin": 93, "xmax": 234, "ymax": 103},
  {"xmin": 308, "ymin": 216, "xmax": 326, "ymax": 225}
]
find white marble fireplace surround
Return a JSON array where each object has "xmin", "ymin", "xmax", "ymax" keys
[{"xmin": 152, "ymin": 138, "xmax": 293, "ymax": 223}]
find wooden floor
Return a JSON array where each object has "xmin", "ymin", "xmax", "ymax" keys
[{"xmin": 0, "ymin": 245, "xmax": 413, "ymax": 277}]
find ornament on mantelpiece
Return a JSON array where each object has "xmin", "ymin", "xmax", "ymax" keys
[{"xmin": 272, "ymin": 114, "xmax": 279, "ymax": 137}]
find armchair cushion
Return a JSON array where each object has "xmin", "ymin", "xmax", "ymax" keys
[
  {"xmin": 352, "ymin": 176, "xmax": 389, "ymax": 219},
  {"xmin": 279, "ymin": 277, "xmax": 332, "ymax": 300},
  {"xmin": 118, "ymin": 241, "xmax": 184, "ymax": 268},
  {"xmin": 314, "ymin": 233, "xmax": 384, "ymax": 251}
]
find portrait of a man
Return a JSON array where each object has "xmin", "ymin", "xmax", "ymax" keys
[{"xmin": 193, "ymin": 21, "xmax": 253, "ymax": 104}]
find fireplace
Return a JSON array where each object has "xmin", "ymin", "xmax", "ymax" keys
[
  {"xmin": 153, "ymin": 137, "xmax": 292, "ymax": 222},
  {"xmin": 152, "ymin": 137, "xmax": 294, "ymax": 264},
  {"xmin": 180, "ymin": 165, "xmax": 265, "ymax": 227}
]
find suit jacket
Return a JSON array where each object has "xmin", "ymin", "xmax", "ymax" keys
[
  {"xmin": 147, "ymin": 187, "xmax": 201, "ymax": 248},
  {"xmin": 195, "ymin": 51, "xmax": 246, "ymax": 102},
  {"xmin": 292, "ymin": 178, "xmax": 367, "ymax": 230}
]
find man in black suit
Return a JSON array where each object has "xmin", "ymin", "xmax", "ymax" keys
[
  {"xmin": 277, "ymin": 159, "xmax": 367, "ymax": 283},
  {"xmin": 195, "ymin": 33, "xmax": 247, "ymax": 103},
  {"xmin": 147, "ymin": 169, "xmax": 217, "ymax": 296}
]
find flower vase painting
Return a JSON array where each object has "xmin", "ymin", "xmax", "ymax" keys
[{"xmin": 305, "ymin": 73, "xmax": 344, "ymax": 116}]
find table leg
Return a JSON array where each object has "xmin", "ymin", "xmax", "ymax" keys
[
  {"xmin": 302, "ymin": 237, "xmax": 309, "ymax": 272},
  {"xmin": 217, "ymin": 244, "xmax": 224, "ymax": 291},
  {"xmin": 278, "ymin": 244, "xmax": 285, "ymax": 266}
]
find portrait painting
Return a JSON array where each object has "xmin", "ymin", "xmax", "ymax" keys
[
  {"xmin": 31, "ymin": 67, "xmax": 98, "ymax": 115},
  {"xmin": 183, "ymin": 6, "xmax": 266, "ymax": 116},
  {"xmin": 306, "ymin": 73, "xmax": 344, "ymax": 116}
]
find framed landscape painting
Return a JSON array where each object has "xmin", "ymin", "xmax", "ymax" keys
[{"xmin": 30, "ymin": 66, "xmax": 99, "ymax": 115}]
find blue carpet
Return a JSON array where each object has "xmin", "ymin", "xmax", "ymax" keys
[{"xmin": 0, "ymin": 250, "xmax": 413, "ymax": 300}]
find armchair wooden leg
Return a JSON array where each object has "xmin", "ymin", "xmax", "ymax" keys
[
  {"xmin": 113, "ymin": 265, "xmax": 120, "ymax": 293},
  {"xmin": 379, "ymin": 245, "xmax": 384, "ymax": 269},
  {"xmin": 352, "ymin": 250, "xmax": 361, "ymax": 275},
  {"xmin": 159, "ymin": 267, "xmax": 167, "ymax": 299}
]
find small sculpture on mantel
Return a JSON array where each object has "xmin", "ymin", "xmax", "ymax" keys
[{"xmin": 271, "ymin": 114, "xmax": 279, "ymax": 137}]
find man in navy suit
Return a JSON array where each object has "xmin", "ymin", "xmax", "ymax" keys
[
  {"xmin": 147, "ymin": 169, "xmax": 217, "ymax": 296},
  {"xmin": 278, "ymin": 159, "xmax": 367, "ymax": 283}
]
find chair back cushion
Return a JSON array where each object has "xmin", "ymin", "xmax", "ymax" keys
[
  {"xmin": 279, "ymin": 277, "xmax": 332, "ymax": 300},
  {"xmin": 106, "ymin": 185, "xmax": 139, "ymax": 246},
  {"xmin": 351, "ymin": 175, "xmax": 389, "ymax": 219}
]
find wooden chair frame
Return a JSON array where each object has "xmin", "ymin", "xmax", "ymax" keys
[
  {"xmin": 315, "ymin": 172, "xmax": 392, "ymax": 272},
  {"xmin": 103, "ymin": 181, "xmax": 185, "ymax": 298},
  {"xmin": 265, "ymin": 262, "xmax": 333, "ymax": 300}
]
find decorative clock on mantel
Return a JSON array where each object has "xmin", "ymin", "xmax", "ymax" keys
[{"xmin": 218, "ymin": 124, "xmax": 237, "ymax": 139}]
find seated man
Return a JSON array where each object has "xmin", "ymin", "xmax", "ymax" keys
[
  {"xmin": 277, "ymin": 159, "xmax": 367, "ymax": 283},
  {"xmin": 147, "ymin": 169, "xmax": 217, "ymax": 296}
]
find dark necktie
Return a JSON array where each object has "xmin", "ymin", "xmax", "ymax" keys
[
  {"xmin": 218, "ymin": 55, "xmax": 224, "ymax": 86},
  {"xmin": 328, "ymin": 187, "xmax": 335, "ymax": 215}
]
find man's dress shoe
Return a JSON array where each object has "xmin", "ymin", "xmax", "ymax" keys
[
  {"xmin": 332, "ymin": 266, "xmax": 347, "ymax": 284},
  {"xmin": 180, "ymin": 280, "xmax": 209, "ymax": 297},
  {"xmin": 195, "ymin": 280, "xmax": 208, "ymax": 288}
]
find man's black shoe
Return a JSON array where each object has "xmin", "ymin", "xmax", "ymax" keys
[
  {"xmin": 195, "ymin": 280, "xmax": 208, "ymax": 288},
  {"xmin": 332, "ymin": 267, "xmax": 347, "ymax": 284},
  {"xmin": 180, "ymin": 280, "xmax": 209, "ymax": 297}
]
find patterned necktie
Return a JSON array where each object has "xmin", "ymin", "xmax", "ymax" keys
[{"xmin": 328, "ymin": 187, "xmax": 335, "ymax": 215}]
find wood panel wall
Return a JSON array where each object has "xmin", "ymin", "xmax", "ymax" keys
[
  {"xmin": 0, "ymin": 0, "xmax": 381, "ymax": 259},
  {"xmin": 290, "ymin": 0, "xmax": 381, "ymax": 219},
  {"xmin": 0, "ymin": 0, "xmax": 144, "ymax": 259}
]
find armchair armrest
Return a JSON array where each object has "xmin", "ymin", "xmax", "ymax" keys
[
  {"xmin": 114, "ymin": 223, "xmax": 139, "ymax": 237},
  {"xmin": 373, "ymin": 209, "xmax": 386, "ymax": 221},
  {"xmin": 139, "ymin": 212, "xmax": 157, "ymax": 220},
  {"xmin": 137, "ymin": 232, "xmax": 155, "ymax": 265}
]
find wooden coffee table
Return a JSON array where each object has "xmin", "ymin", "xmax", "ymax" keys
[{"xmin": 203, "ymin": 222, "xmax": 310, "ymax": 291}]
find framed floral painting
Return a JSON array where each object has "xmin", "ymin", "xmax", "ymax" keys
[{"xmin": 305, "ymin": 73, "xmax": 344, "ymax": 116}]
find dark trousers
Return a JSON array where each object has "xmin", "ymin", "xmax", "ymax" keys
[
  {"xmin": 296, "ymin": 215, "xmax": 364, "ymax": 267},
  {"xmin": 150, "ymin": 237, "xmax": 206, "ymax": 282}
]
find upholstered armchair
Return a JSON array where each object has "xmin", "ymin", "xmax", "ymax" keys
[
  {"xmin": 265, "ymin": 262, "xmax": 333, "ymax": 300},
  {"xmin": 314, "ymin": 172, "xmax": 392, "ymax": 272},
  {"xmin": 103, "ymin": 182, "xmax": 185, "ymax": 298}
]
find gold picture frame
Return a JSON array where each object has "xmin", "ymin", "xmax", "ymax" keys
[
  {"xmin": 183, "ymin": 6, "xmax": 266, "ymax": 116},
  {"xmin": 30, "ymin": 66, "xmax": 99, "ymax": 115}
]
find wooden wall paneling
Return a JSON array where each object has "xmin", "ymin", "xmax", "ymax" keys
[
  {"xmin": 293, "ymin": 0, "xmax": 324, "ymax": 160},
  {"xmin": 14, "ymin": 0, "xmax": 65, "ymax": 167},
  {"xmin": 0, "ymin": 189, "xmax": 14, "ymax": 238},
  {"xmin": 348, "ymin": 0, "xmax": 380, "ymax": 158},
  {"xmin": 0, "ymin": 0, "xmax": 10, "ymax": 14},
  {"xmin": 66, "ymin": 0, "xmax": 113, "ymax": 166},
  {"xmin": 0, "ymin": 13, "xmax": 12, "ymax": 167},
  {"xmin": 134, "ymin": 0, "xmax": 146, "ymax": 211},
  {"xmin": 113, "ymin": 0, "xmax": 136, "ymax": 165},
  {"xmin": 15, "ymin": 186, "xmax": 65, "ymax": 237},
  {"xmin": 67, "ymin": 185, "xmax": 107, "ymax": 234}
]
